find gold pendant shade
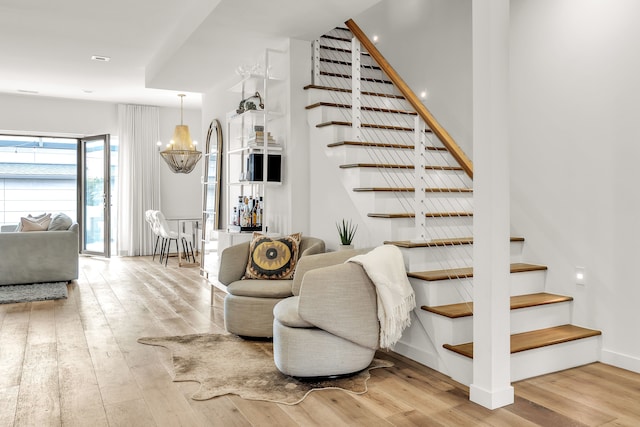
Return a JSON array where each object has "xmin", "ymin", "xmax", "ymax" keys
[{"xmin": 160, "ymin": 95, "xmax": 202, "ymax": 174}]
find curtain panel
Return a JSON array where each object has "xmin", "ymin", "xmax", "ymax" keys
[{"xmin": 117, "ymin": 104, "xmax": 160, "ymax": 256}]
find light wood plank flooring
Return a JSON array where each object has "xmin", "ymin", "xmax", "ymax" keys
[{"xmin": 1, "ymin": 255, "xmax": 639, "ymax": 426}]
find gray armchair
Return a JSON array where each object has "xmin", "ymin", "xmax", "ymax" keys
[
  {"xmin": 218, "ymin": 236, "xmax": 325, "ymax": 337},
  {"xmin": 272, "ymin": 249, "xmax": 380, "ymax": 377}
]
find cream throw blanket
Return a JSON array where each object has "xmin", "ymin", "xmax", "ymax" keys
[{"xmin": 348, "ymin": 245, "xmax": 416, "ymax": 349}]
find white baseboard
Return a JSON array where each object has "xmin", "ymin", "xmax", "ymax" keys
[
  {"xmin": 470, "ymin": 384, "xmax": 514, "ymax": 410},
  {"xmin": 601, "ymin": 348, "xmax": 640, "ymax": 374}
]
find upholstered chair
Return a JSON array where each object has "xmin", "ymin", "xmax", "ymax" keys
[
  {"xmin": 272, "ymin": 249, "xmax": 380, "ymax": 378},
  {"xmin": 218, "ymin": 235, "xmax": 325, "ymax": 337}
]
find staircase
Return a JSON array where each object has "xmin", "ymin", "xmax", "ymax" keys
[{"xmin": 305, "ymin": 21, "xmax": 601, "ymax": 386}]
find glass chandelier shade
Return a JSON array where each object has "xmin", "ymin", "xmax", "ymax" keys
[{"xmin": 160, "ymin": 94, "xmax": 202, "ymax": 174}]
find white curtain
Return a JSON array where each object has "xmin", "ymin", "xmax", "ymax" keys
[{"xmin": 117, "ymin": 104, "xmax": 160, "ymax": 256}]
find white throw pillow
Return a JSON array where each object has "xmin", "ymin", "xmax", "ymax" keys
[{"xmin": 20, "ymin": 213, "xmax": 52, "ymax": 232}]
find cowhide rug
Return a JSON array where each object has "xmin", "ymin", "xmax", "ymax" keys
[{"xmin": 137, "ymin": 333, "xmax": 392, "ymax": 405}]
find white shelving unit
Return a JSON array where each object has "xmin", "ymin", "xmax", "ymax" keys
[{"xmin": 224, "ymin": 49, "xmax": 284, "ymax": 238}]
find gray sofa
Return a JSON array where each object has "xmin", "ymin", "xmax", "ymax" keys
[{"xmin": 0, "ymin": 223, "xmax": 79, "ymax": 285}]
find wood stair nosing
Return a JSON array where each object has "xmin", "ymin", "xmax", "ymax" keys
[
  {"xmin": 316, "ymin": 121, "xmax": 428, "ymax": 133},
  {"xmin": 338, "ymin": 162, "xmax": 463, "ymax": 171},
  {"xmin": 330, "ymin": 142, "xmax": 450, "ymax": 153},
  {"xmin": 406, "ymin": 261, "xmax": 544, "ymax": 282},
  {"xmin": 384, "ymin": 237, "xmax": 524, "ymax": 251},
  {"xmin": 320, "ymin": 71, "xmax": 393, "ymax": 85},
  {"xmin": 303, "ymin": 84, "xmax": 406, "ymax": 100},
  {"xmin": 319, "ymin": 57, "xmax": 382, "ymax": 71},
  {"xmin": 353, "ymin": 187, "xmax": 473, "ymax": 193},
  {"xmin": 422, "ymin": 292, "xmax": 574, "ymax": 319},
  {"xmin": 368, "ymin": 212, "xmax": 474, "ymax": 219},
  {"xmin": 442, "ymin": 324, "xmax": 602, "ymax": 358},
  {"xmin": 306, "ymin": 102, "xmax": 417, "ymax": 116}
]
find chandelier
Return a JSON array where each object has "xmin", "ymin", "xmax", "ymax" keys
[{"xmin": 160, "ymin": 94, "xmax": 202, "ymax": 174}]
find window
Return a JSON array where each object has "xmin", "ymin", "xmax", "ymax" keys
[{"xmin": 0, "ymin": 135, "xmax": 77, "ymax": 226}]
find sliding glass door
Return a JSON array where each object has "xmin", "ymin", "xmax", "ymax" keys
[{"xmin": 79, "ymin": 135, "xmax": 111, "ymax": 257}]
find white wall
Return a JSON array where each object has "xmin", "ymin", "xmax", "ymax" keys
[
  {"xmin": 0, "ymin": 93, "xmax": 203, "ymax": 230},
  {"xmin": 354, "ymin": 0, "xmax": 473, "ymax": 156},
  {"xmin": 510, "ymin": 0, "xmax": 640, "ymax": 371}
]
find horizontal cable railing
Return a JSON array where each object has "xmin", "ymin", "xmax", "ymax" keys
[{"xmin": 311, "ymin": 23, "xmax": 475, "ymax": 305}]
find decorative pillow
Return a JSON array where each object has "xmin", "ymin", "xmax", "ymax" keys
[
  {"xmin": 245, "ymin": 232, "xmax": 302, "ymax": 280},
  {"xmin": 20, "ymin": 213, "xmax": 52, "ymax": 232},
  {"xmin": 48, "ymin": 212, "xmax": 73, "ymax": 231},
  {"xmin": 16, "ymin": 212, "xmax": 48, "ymax": 231}
]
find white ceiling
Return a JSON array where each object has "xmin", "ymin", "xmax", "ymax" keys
[{"xmin": 0, "ymin": 0, "xmax": 380, "ymax": 109}]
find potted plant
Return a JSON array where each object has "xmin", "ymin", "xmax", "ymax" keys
[{"xmin": 336, "ymin": 219, "xmax": 357, "ymax": 250}]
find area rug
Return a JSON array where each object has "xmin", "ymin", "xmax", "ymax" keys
[
  {"xmin": 0, "ymin": 281, "xmax": 68, "ymax": 304},
  {"xmin": 137, "ymin": 333, "xmax": 393, "ymax": 405}
]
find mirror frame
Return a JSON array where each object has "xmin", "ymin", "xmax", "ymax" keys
[{"xmin": 201, "ymin": 119, "xmax": 223, "ymax": 272}]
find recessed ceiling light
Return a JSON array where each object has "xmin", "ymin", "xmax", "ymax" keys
[
  {"xmin": 91, "ymin": 55, "xmax": 111, "ymax": 62},
  {"xmin": 17, "ymin": 89, "xmax": 39, "ymax": 94}
]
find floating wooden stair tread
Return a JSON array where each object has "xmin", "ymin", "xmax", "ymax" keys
[
  {"xmin": 317, "ymin": 121, "xmax": 419, "ymax": 132},
  {"xmin": 407, "ymin": 261, "xmax": 544, "ymax": 282},
  {"xmin": 331, "ymin": 142, "xmax": 449, "ymax": 153},
  {"xmin": 339, "ymin": 163, "xmax": 462, "ymax": 170},
  {"xmin": 388, "ymin": 236, "xmax": 524, "ymax": 249},
  {"xmin": 423, "ymin": 292, "xmax": 573, "ymax": 319},
  {"xmin": 303, "ymin": 85, "xmax": 406, "ymax": 99},
  {"xmin": 368, "ymin": 212, "xmax": 473, "ymax": 219},
  {"xmin": 320, "ymin": 71, "xmax": 392, "ymax": 84},
  {"xmin": 353, "ymin": 187, "xmax": 472, "ymax": 193},
  {"xmin": 443, "ymin": 325, "xmax": 602, "ymax": 358},
  {"xmin": 306, "ymin": 102, "xmax": 416, "ymax": 116}
]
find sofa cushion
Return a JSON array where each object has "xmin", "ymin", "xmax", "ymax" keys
[
  {"xmin": 274, "ymin": 297, "xmax": 314, "ymax": 328},
  {"xmin": 227, "ymin": 279, "xmax": 293, "ymax": 298},
  {"xmin": 20, "ymin": 213, "xmax": 52, "ymax": 232},
  {"xmin": 245, "ymin": 232, "xmax": 301, "ymax": 280},
  {"xmin": 48, "ymin": 212, "xmax": 73, "ymax": 231}
]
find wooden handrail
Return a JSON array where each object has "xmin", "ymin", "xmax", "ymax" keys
[{"xmin": 345, "ymin": 19, "xmax": 474, "ymax": 179}]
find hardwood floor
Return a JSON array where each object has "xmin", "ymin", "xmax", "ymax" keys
[{"xmin": 1, "ymin": 255, "xmax": 638, "ymax": 426}]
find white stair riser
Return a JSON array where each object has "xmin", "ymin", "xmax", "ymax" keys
[
  {"xmin": 318, "ymin": 75, "xmax": 399, "ymax": 95},
  {"xmin": 340, "ymin": 167, "xmax": 469, "ymax": 188},
  {"xmin": 313, "ymin": 123, "xmax": 419, "ymax": 145},
  {"xmin": 511, "ymin": 336, "xmax": 601, "ymax": 382},
  {"xmin": 319, "ymin": 62, "xmax": 388, "ymax": 81},
  {"xmin": 318, "ymin": 47, "xmax": 379, "ymax": 68},
  {"xmin": 363, "ymin": 215, "xmax": 472, "ymax": 243},
  {"xmin": 410, "ymin": 269, "xmax": 545, "ymax": 307},
  {"xmin": 309, "ymin": 105, "xmax": 415, "ymax": 128},
  {"xmin": 511, "ymin": 302, "xmax": 573, "ymax": 335},
  {"xmin": 352, "ymin": 191, "xmax": 473, "ymax": 216},
  {"xmin": 327, "ymin": 145, "xmax": 456, "ymax": 169},
  {"xmin": 399, "ymin": 239, "xmax": 523, "ymax": 272},
  {"xmin": 306, "ymin": 88, "xmax": 412, "ymax": 111}
]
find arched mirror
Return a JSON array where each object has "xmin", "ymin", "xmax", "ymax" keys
[{"xmin": 200, "ymin": 119, "xmax": 223, "ymax": 279}]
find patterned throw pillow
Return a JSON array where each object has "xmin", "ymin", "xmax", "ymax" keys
[{"xmin": 245, "ymin": 232, "xmax": 302, "ymax": 280}]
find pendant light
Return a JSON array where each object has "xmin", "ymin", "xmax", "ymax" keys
[{"xmin": 160, "ymin": 94, "xmax": 202, "ymax": 174}]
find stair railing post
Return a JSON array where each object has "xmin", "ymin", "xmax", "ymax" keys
[
  {"xmin": 312, "ymin": 40, "xmax": 321, "ymax": 85},
  {"xmin": 415, "ymin": 116, "xmax": 428, "ymax": 241},
  {"xmin": 351, "ymin": 37, "xmax": 362, "ymax": 141}
]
